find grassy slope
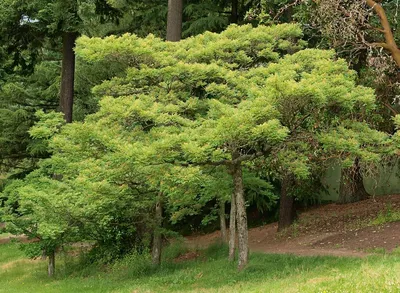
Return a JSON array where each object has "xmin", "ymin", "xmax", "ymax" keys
[{"xmin": 1, "ymin": 242, "xmax": 400, "ymax": 293}]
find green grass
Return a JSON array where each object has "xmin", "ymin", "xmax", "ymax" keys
[
  {"xmin": 370, "ymin": 204, "xmax": 400, "ymax": 226},
  {"xmin": 0, "ymin": 242, "xmax": 25, "ymax": 265},
  {"xmin": 1, "ymin": 242, "xmax": 400, "ymax": 293},
  {"xmin": 0, "ymin": 233, "xmax": 12, "ymax": 239},
  {"xmin": 364, "ymin": 247, "xmax": 387, "ymax": 254}
]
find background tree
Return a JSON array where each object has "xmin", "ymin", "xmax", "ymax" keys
[
  {"xmin": 244, "ymin": 0, "xmax": 399, "ymax": 205},
  {"xmin": 0, "ymin": 0, "xmax": 126, "ymax": 123}
]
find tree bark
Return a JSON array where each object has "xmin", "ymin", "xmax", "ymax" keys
[
  {"xmin": 60, "ymin": 32, "xmax": 78, "ymax": 123},
  {"xmin": 230, "ymin": 0, "xmax": 239, "ymax": 23},
  {"xmin": 278, "ymin": 175, "xmax": 296, "ymax": 232},
  {"xmin": 48, "ymin": 250, "xmax": 55, "ymax": 277},
  {"xmin": 232, "ymin": 160, "xmax": 248, "ymax": 270},
  {"xmin": 228, "ymin": 191, "xmax": 236, "ymax": 261},
  {"xmin": 339, "ymin": 158, "xmax": 369, "ymax": 204},
  {"xmin": 152, "ymin": 198, "xmax": 163, "ymax": 266},
  {"xmin": 219, "ymin": 200, "xmax": 227, "ymax": 242},
  {"xmin": 365, "ymin": 0, "xmax": 400, "ymax": 68},
  {"xmin": 166, "ymin": 0, "xmax": 183, "ymax": 42}
]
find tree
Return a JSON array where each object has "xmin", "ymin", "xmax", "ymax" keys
[
  {"xmin": 247, "ymin": 0, "xmax": 399, "ymax": 206},
  {"xmin": 0, "ymin": 0, "xmax": 124, "ymax": 124},
  {"xmin": 154, "ymin": 0, "xmax": 183, "ymax": 261},
  {"xmin": 307, "ymin": 0, "xmax": 399, "ymax": 67},
  {"xmin": 0, "ymin": 58, "xmax": 60, "ymax": 171},
  {"xmin": 69, "ymin": 23, "xmax": 304, "ymax": 270},
  {"xmin": 306, "ymin": 0, "xmax": 400, "ymax": 203},
  {"xmin": 74, "ymin": 24, "xmax": 386, "ymax": 268}
]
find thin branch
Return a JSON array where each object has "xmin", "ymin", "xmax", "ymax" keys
[
  {"xmin": 273, "ymin": 0, "xmax": 302, "ymax": 21},
  {"xmin": 382, "ymin": 102, "xmax": 398, "ymax": 116}
]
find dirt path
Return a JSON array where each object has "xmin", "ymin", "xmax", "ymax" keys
[
  {"xmin": 0, "ymin": 235, "xmax": 31, "ymax": 244},
  {"xmin": 185, "ymin": 195, "xmax": 400, "ymax": 257}
]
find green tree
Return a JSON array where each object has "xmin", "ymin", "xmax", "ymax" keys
[{"xmin": 74, "ymin": 24, "xmax": 385, "ymax": 268}]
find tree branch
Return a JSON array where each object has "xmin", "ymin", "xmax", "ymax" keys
[
  {"xmin": 366, "ymin": 0, "xmax": 400, "ymax": 68},
  {"xmin": 179, "ymin": 148, "xmax": 272, "ymax": 168}
]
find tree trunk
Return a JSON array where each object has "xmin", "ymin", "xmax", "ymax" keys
[
  {"xmin": 48, "ymin": 250, "xmax": 55, "ymax": 277},
  {"xmin": 228, "ymin": 191, "xmax": 236, "ymax": 261},
  {"xmin": 166, "ymin": 0, "xmax": 183, "ymax": 42},
  {"xmin": 60, "ymin": 32, "xmax": 78, "ymax": 123},
  {"xmin": 219, "ymin": 200, "xmax": 227, "ymax": 242},
  {"xmin": 152, "ymin": 199, "xmax": 163, "ymax": 266},
  {"xmin": 339, "ymin": 158, "xmax": 369, "ymax": 204},
  {"xmin": 278, "ymin": 175, "xmax": 296, "ymax": 232},
  {"xmin": 230, "ymin": 0, "xmax": 239, "ymax": 23},
  {"xmin": 232, "ymin": 160, "xmax": 248, "ymax": 270}
]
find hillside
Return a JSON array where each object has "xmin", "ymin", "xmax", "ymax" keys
[{"xmin": 185, "ymin": 195, "xmax": 400, "ymax": 257}]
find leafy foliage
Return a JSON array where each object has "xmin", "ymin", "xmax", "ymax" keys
[{"xmin": 1, "ymin": 21, "xmax": 394, "ymax": 271}]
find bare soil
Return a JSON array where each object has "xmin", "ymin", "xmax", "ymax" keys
[
  {"xmin": 185, "ymin": 195, "xmax": 400, "ymax": 257},
  {"xmin": 0, "ymin": 235, "xmax": 31, "ymax": 245}
]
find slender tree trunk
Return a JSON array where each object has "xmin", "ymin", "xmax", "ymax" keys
[
  {"xmin": 152, "ymin": 198, "xmax": 163, "ymax": 266},
  {"xmin": 228, "ymin": 191, "xmax": 236, "ymax": 261},
  {"xmin": 166, "ymin": 0, "xmax": 183, "ymax": 42},
  {"xmin": 232, "ymin": 160, "xmax": 248, "ymax": 270},
  {"xmin": 339, "ymin": 158, "xmax": 369, "ymax": 204},
  {"xmin": 60, "ymin": 32, "xmax": 78, "ymax": 123},
  {"xmin": 48, "ymin": 250, "xmax": 55, "ymax": 277},
  {"xmin": 278, "ymin": 175, "xmax": 296, "ymax": 232},
  {"xmin": 219, "ymin": 200, "xmax": 227, "ymax": 242},
  {"xmin": 230, "ymin": 0, "xmax": 239, "ymax": 23}
]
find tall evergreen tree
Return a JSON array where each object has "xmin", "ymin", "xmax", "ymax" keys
[{"xmin": 0, "ymin": 0, "xmax": 124, "ymax": 123}]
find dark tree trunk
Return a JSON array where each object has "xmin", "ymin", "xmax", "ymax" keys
[
  {"xmin": 219, "ymin": 200, "xmax": 227, "ymax": 242},
  {"xmin": 230, "ymin": 0, "xmax": 239, "ymax": 23},
  {"xmin": 232, "ymin": 160, "xmax": 248, "ymax": 270},
  {"xmin": 166, "ymin": 0, "xmax": 183, "ymax": 42},
  {"xmin": 339, "ymin": 158, "xmax": 369, "ymax": 204},
  {"xmin": 60, "ymin": 32, "xmax": 78, "ymax": 123},
  {"xmin": 228, "ymin": 191, "xmax": 236, "ymax": 261},
  {"xmin": 278, "ymin": 175, "xmax": 296, "ymax": 232},
  {"xmin": 152, "ymin": 199, "xmax": 163, "ymax": 266},
  {"xmin": 48, "ymin": 250, "xmax": 55, "ymax": 277}
]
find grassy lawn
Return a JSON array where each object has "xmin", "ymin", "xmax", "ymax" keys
[{"xmin": 1, "ymin": 242, "xmax": 400, "ymax": 293}]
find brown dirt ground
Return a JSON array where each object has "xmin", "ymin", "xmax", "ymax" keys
[
  {"xmin": 0, "ymin": 235, "xmax": 31, "ymax": 245},
  {"xmin": 185, "ymin": 195, "xmax": 400, "ymax": 257}
]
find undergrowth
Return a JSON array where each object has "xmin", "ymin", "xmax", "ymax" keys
[{"xmin": 370, "ymin": 203, "xmax": 400, "ymax": 226}]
